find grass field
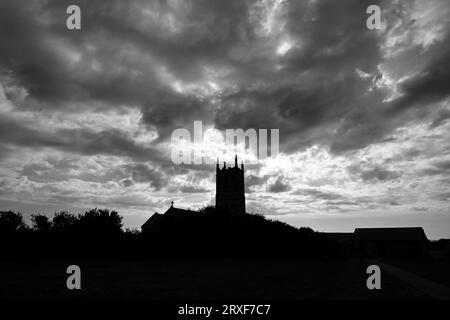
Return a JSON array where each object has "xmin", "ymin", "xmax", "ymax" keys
[{"xmin": 0, "ymin": 258, "xmax": 432, "ymax": 300}]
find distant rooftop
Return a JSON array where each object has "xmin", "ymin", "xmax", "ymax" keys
[{"xmin": 353, "ymin": 227, "xmax": 428, "ymax": 241}]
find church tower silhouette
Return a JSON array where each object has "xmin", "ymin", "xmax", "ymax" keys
[{"xmin": 216, "ymin": 155, "xmax": 245, "ymax": 215}]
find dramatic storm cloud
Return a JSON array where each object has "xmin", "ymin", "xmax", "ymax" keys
[{"xmin": 0, "ymin": 0, "xmax": 449, "ymax": 237}]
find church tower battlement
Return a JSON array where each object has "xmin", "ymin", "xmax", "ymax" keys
[{"xmin": 215, "ymin": 155, "xmax": 245, "ymax": 215}]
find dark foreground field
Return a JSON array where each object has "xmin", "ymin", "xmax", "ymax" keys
[{"xmin": 0, "ymin": 258, "xmax": 433, "ymax": 300}]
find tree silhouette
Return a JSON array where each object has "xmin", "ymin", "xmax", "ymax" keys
[
  {"xmin": 52, "ymin": 211, "xmax": 77, "ymax": 233},
  {"xmin": 76, "ymin": 208, "xmax": 123, "ymax": 236},
  {"xmin": 198, "ymin": 205, "xmax": 216, "ymax": 215},
  {"xmin": 31, "ymin": 214, "xmax": 51, "ymax": 232},
  {"xmin": 0, "ymin": 211, "xmax": 26, "ymax": 233}
]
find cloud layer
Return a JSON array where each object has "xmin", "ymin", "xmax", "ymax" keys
[{"xmin": 0, "ymin": 0, "xmax": 449, "ymax": 236}]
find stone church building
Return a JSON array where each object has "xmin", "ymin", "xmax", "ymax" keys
[{"xmin": 142, "ymin": 155, "xmax": 246, "ymax": 233}]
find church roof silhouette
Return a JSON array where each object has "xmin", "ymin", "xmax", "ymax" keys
[{"xmin": 141, "ymin": 203, "xmax": 197, "ymax": 234}]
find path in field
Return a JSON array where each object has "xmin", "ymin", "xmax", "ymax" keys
[{"xmin": 372, "ymin": 260, "xmax": 450, "ymax": 300}]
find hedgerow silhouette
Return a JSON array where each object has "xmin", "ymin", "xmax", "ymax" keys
[{"xmin": 0, "ymin": 207, "xmax": 335, "ymax": 260}]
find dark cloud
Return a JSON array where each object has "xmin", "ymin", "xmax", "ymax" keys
[
  {"xmin": 214, "ymin": 0, "xmax": 387, "ymax": 153},
  {"xmin": 245, "ymin": 174, "xmax": 269, "ymax": 193},
  {"xmin": 0, "ymin": 144, "xmax": 14, "ymax": 161},
  {"xmin": 386, "ymin": 45, "xmax": 450, "ymax": 116},
  {"xmin": 123, "ymin": 164, "xmax": 167, "ymax": 190},
  {"xmin": 359, "ymin": 167, "xmax": 401, "ymax": 182},
  {"xmin": 18, "ymin": 158, "xmax": 168, "ymax": 190},
  {"xmin": 0, "ymin": 116, "xmax": 165, "ymax": 162},
  {"xmin": 421, "ymin": 160, "xmax": 450, "ymax": 176},
  {"xmin": 430, "ymin": 109, "xmax": 450, "ymax": 128},
  {"xmin": 292, "ymin": 188, "xmax": 344, "ymax": 201},
  {"xmin": 179, "ymin": 185, "xmax": 209, "ymax": 193},
  {"xmin": 0, "ymin": 0, "xmax": 448, "ymax": 157},
  {"xmin": 434, "ymin": 160, "xmax": 450, "ymax": 170},
  {"xmin": 120, "ymin": 179, "xmax": 134, "ymax": 188},
  {"xmin": 0, "ymin": 0, "xmax": 250, "ymax": 139},
  {"xmin": 347, "ymin": 164, "xmax": 402, "ymax": 182},
  {"xmin": 267, "ymin": 178, "xmax": 291, "ymax": 193}
]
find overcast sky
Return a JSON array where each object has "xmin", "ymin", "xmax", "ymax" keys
[{"xmin": 0, "ymin": 0, "xmax": 449, "ymax": 238}]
